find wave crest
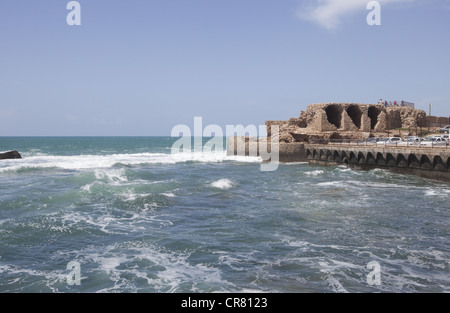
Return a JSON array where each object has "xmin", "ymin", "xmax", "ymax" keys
[
  {"xmin": 0, "ymin": 151, "xmax": 261, "ymax": 173},
  {"xmin": 211, "ymin": 179, "xmax": 234, "ymax": 189}
]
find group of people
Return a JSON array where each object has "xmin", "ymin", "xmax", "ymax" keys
[{"xmin": 378, "ymin": 99, "xmax": 408, "ymax": 108}]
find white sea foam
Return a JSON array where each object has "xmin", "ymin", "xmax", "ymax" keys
[
  {"xmin": 82, "ymin": 243, "xmax": 228, "ymax": 293},
  {"xmin": 119, "ymin": 190, "xmax": 148, "ymax": 202},
  {"xmin": 95, "ymin": 255, "xmax": 130, "ymax": 275},
  {"xmin": 305, "ymin": 170, "xmax": 324, "ymax": 176},
  {"xmin": 316, "ymin": 181, "xmax": 344, "ymax": 187},
  {"xmin": 94, "ymin": 168, "xmax": 128, "ymax": 184},
  {"xmin": 211, "ymin": 179, "xmax": 234, "ymax": 189},
  {"xmin": 0, "ymin": 151, "xmax": 261, "ymax": 173},
  {"xmin": 223, "ymin": 155, "xmax": 262, "ymax": 163},
  {"xmin": 283, "ymin": 162, "xmax": 309, "ymax": 165},
  {"xmin": 344, "ymin": 180, "xmax": 409, "ymax": 189},
  {"xmin": 80, "ymin": 183, "xmax": 94, "ymax": 192},
  {"xmin": 0, "ymin": 262, "xmax": 68, "ymax": 292},
  {"xmin": 425, "ymin": 189, "xmax": 439, "ymax": 196}
]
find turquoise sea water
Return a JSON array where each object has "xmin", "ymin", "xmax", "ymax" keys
[{"xmin": 0, "ymin": 137, "xmax": 449, "ymax": 292}]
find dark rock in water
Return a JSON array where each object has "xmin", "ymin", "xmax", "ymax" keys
[{"xmin": 0, "ymin": 150, "xmax": 22, "ymax": 160}]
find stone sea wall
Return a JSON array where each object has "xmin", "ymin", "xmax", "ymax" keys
[{"xmin": 226, "ymin": 137, "xmax": 450, "ymax": 182}]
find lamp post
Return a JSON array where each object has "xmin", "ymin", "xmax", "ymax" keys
[{"xmin": 427, "ymin": 103, "xmax": 432, "ymax": 132}]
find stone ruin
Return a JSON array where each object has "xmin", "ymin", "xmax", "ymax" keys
[{"xmin": 266, "ymin": 103, "xmax": 428, "ymax": 143}]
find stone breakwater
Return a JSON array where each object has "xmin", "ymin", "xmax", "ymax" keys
[
  {"xmin": 228, "ymin": 102, "xmax": 450, "ymax": 181},
  {"xmin": 227, "ymin": 137, "xmax": 450, "ymax": 182},
  {"xmin": 304, "ymin": 144, "xmax": 450, "ymax": 182}
]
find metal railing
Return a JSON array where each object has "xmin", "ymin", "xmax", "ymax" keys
[{"xmin": 308, "ymin": 138, "xmax": 450, "ymax": 149}]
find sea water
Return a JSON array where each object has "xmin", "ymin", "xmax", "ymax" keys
[{"xmin": 0, "ymin": 137, "xmax": 448, "ymax": 292}]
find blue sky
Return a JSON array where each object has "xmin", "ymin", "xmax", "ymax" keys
[{"xmin": 0, "ymin": 0, "xmax": 449, "ymax": 136}]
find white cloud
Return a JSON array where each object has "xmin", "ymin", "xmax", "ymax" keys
[{"xmin": 297, "ymin": 0, "xmax": 416, "ymax": 30}]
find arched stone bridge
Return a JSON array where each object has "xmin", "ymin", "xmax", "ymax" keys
[
  {"xmin": 304, "ymin": 144, "xmax": 450, "ymax": 181},
  {"xmin": 226, "ymin": 137, "xmax": 450, "ymax": 181}
]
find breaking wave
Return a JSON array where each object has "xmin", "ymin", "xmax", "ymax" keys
[
  {"xmin": 0, "ymin": 151, "xmax": 261, "ymax": 173},
  {"xmin": 211, "ymin": 179, "xmax": 235, "ymax": 189}
]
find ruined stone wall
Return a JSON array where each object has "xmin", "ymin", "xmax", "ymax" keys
[
  {"xmin": 266, "ymin": 103, "xmax": 428, "ymax": 143},
  {"xmin": 387, "ymin": 106, "xmax": 427, "ymax": 129},
  {"xmin": 387, "ymin": 109, "xmax": 402, "ymax": 129},
  {"xmin": 427, "ymin": 116, "xmax": 450, "ymax": 127},
  {"xmin": 265, "ymin": 120, "xmax": 299, "ymax": 143},
  {"xmin": 298, "ymin": 103, "xmax": 389, "ymax": 133}
]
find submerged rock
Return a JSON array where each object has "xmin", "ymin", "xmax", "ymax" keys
[{"xmin": 0, "ymin": 150, "xmax": 22, "ymax": 160}]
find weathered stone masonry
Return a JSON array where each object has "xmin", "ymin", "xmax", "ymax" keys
[
  {"xmin": 226, "ymin": 138, "xmax": 450, "ymax": 181},
  {"xmin": 305, "ymin": 144, "xmax": 450, "ymax": 182},
  {"xmin": 266, "ymin": 103, "xmax": 427, "ymax": 143},
  {"xmin": 227, "ymin": 103, "xmax": 449, "ymax": 181}
]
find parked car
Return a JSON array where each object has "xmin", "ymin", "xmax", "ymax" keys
[
  {"xmin": 376, "ymin": 137, "xmax": 389, "ymax": 145},
  {"xmin": 388, "ymin": 137, "xmax": 403, "ymax": 144},
  {"xmin": 358, "ymin": 137, "xmax": 379, "ymax": 145},
  {"xmin": 420, "ymin": 136, "xmax": 449, "ymax": 146},
  {"xmin": 440, "ymin": 125, "xmax": 450, "ymax": 133},
  {"xmin": 405, "ymin": 136, "xmax": 421, "ymax": 145},
  {"xmin": 376, "ymin": 137, "xmax": 403, "ymax": 145},
  {"xmin": 366, "ymin": 137, "xmax": 380, "ymax": 143}
]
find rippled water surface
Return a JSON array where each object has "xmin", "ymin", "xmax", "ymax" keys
[{"xmin": 0, "ymin": 137, "xmax": 449, "ymax": 292}]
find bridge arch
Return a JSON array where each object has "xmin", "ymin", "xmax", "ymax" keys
[
  {"xmin": 341, "ymin": 151, "xmax": 349, "ymax": 164},
  {"xmin": 358, "ymin": 152, "xmax": 366, "ymax": 164},
  {"xmin": 408, "ymin": 154, "xmax": 421, "ymax": 168},
  {"xmin": 306, "ymin": 149, "xmax": 312, "ymax": 160},
  {"xmin": 333, "ymin": 150, "xmax": 341, "ymax": 163},
  {"xmin": 301, "ymin": 145, "xmax": 449, "ymax": 180},
  {"xmin": 397, "ymin": 154, "xmax": 408, "ymax": 168},
  {"xmin": 376, "ymin": 152, "xmax": 386, "ymax": 166},
  {"xmin": 320, "ymin": 149, "xmax": 327, "ymax": 160},
  {"xmin": 313, "ymin": 149, "xmax": 319, "ymax": 160},
  {"xmin": 433, "ymin": 156, "xmax": 447, "ymax": 171},
  {"xmin": 367, "ymin": 152, "xmax": 376, "ymax": 165},
  {"xmin": 349, "ymin": 151, "xmax": 358, "ymax": 164},
  {"xmin": 420, "ymin": 155, "xmax": 432, "ymax": 170},
  {"xmin": 326, "ymin": 150, "xmax": 334, "ymax": 161},
  {"xmin": 386, "ymin": 153, "xmax": 397, "ymax": 167}
]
